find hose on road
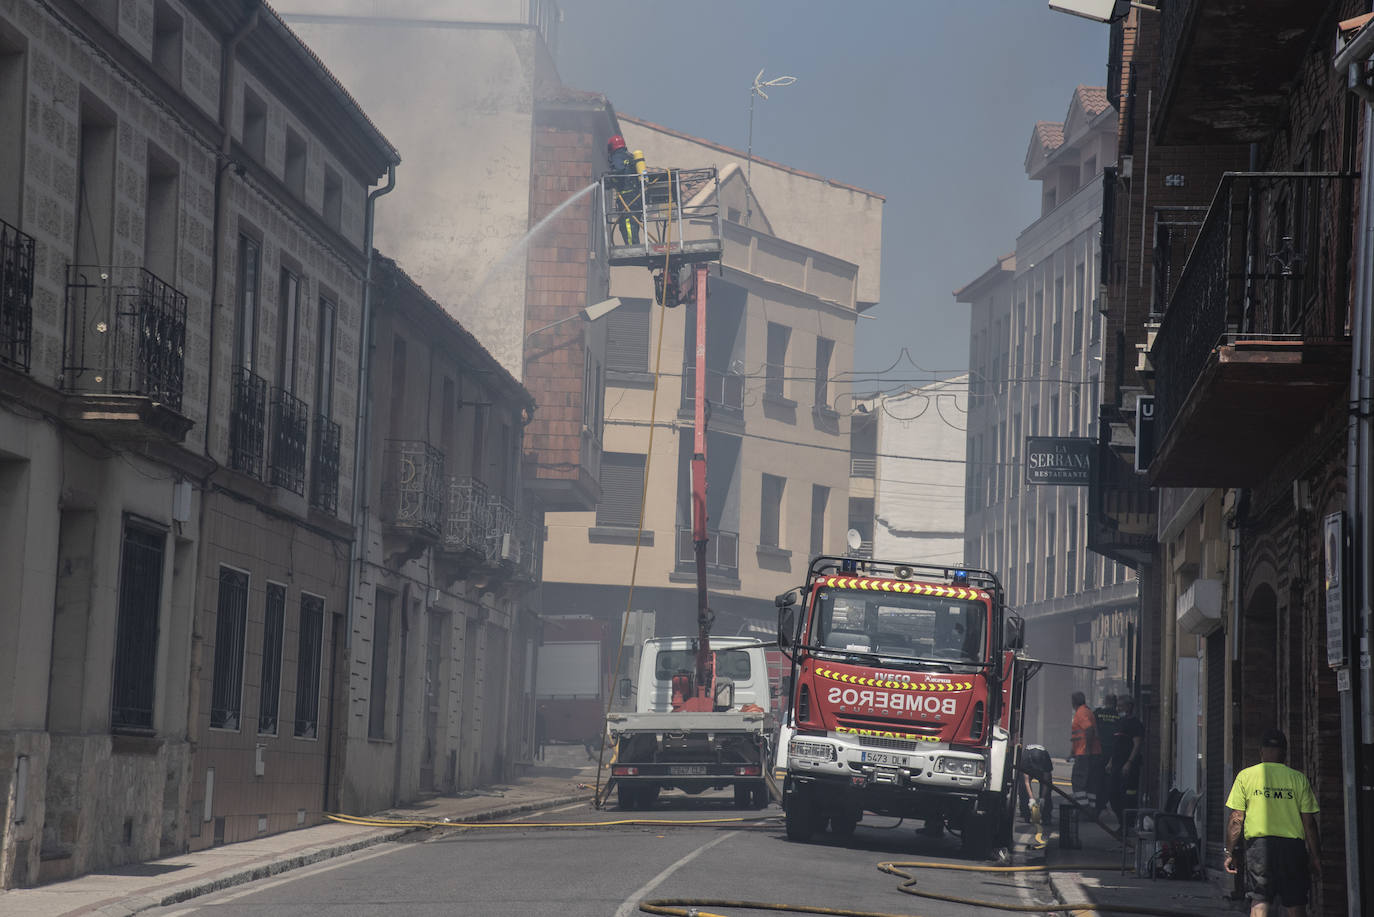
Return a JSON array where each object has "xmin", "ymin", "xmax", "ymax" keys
[
  {"xmin": 324, "ymin": 811, "xmax": 775, "ymax": 830},
  {"xmin": 638, "ymin": 859, "xmax": 1216, "ymax": 917}
]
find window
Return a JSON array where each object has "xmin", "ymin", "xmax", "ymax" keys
[
  {"xmin": 236, "ymin": 235, "xmax": 260, "ymax": 371},
  {"xmin": 284, "ymin": 128, "xmax": 306, "ymax": 198},
  {"xmin": 1045, "ymin": 511, "xmax": 1057, "ymax": 597},
  {"xmin": 242, "ymin": 89, "xmax": 266, "ymax": 162},
  {"xmin": 810, "ymin": 484, "xmax": 828, "ymax": 556},
  {"xmin": 605, "ymin": 297, "xmax": 649, "ymax": 373},
  {"xmin": 1052, "ymin": 277, "xmax": 1063, "ymax": 362},
  {"xmin": 1073, "ymin": 263, "xmax": 1085, "ymax": 353},
  {"xmin": 257, "ymin": 583, "xmax": 286, "ymax": 735},
  {"xmin": 152, "ymin": 0, "xmax": 182, "ymax": 86},
  {"xmin": 1065, "ymin": 511, "xmax": 1078, "ymax": 594},
  {"xmin": 315, "ymin": 297, "xmax": 335, "ymax": 418},
  {"xmin": 760, "ymin": 473, "xmax": 785, "ymax": 548},
  {"xmin": 0, "ymin": 38, "xmax": 25, "ymax": 227},
  {"xmin": 294, "ymin": 593, "xmax": 324, "ymax": 738},
  {"xmin": 765, "ymin": 323, "xmax": 789, "ymax": 399},
  {"xmin": 210, "ymin": 567, "xmax": 249, "ymax": 730},
  {"xmin": 368, "ymin": 591, "xmax": 392, "ymax": 740},
  {"xmin": 277, "ymin": 267, "xmax": 300, "ymax": 392},
  {"xmin": 814, "ymin": 336, "xmax": 834, "ymax": 410},
  {"xmin": 76, "ymin": 98, "xmax": 116, "ymax": 268},
  {"xmin": 596, "ymin": 453, "xmax": 645, "ymax": 528},
  {"xmin": 322, "ymin": 166, "xmax": 342, "ymax": 231},
  {"xmin": 144, "ymin": 145, "xmax": 178, "ymax": 281},
  {"xmin": 581, "ymin": 351, "xmax": 603, "ymax": 440},
  {"xmin": 111, "ymin": 521, "xmax": 165, "ymax": 733},
  {"xmin": 1050, "ymin": 393, "xmax": 1060, "ymax": 436}
]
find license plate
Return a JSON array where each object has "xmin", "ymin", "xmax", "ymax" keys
[
  {"xmin": 669, "ymin": 765, "xmax": 707, "ymax": 775},
  {"xmin": 861, "ymin": 751, "xmax": 911, "ymax": 768}
]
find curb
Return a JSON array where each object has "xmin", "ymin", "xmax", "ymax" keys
[{"xmin": 95, "ymin": 792, "xmax": 595, "ymax": 916}]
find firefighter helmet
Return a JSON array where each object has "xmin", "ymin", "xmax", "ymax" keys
[{"xmin": 607, "ymin": 134, "xmax": 627, "ymax": 152}]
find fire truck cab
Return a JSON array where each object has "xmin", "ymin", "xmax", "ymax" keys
[{"xmin": 777, "ymin": 556, "xmax": 1025, "ymax": 859}]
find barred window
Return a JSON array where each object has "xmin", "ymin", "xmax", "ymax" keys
[
  {"xmin": 210, "ymin": 567, "xmax": 249, "ymax": 730},
  {"xmin": 257, "ymin": 583, "xmax": 286, "ymax": 736},
  {"xmin": 294, "ymin": 593, "xmax": 325, "ymax": 739},
  {"xmin": 111, "ymin": 521, "xmax": 166, "ymax": 733}
]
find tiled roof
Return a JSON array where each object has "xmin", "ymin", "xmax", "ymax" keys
[
  {"xmin": 620, "ymin": 114, "xmax": 885, "ymax": 201},
  {"xmin": 1034, "ymin": 121, "xmax": 1065, "ymax": 152},
  {"xmin": 1075, "ymin": 85, "xmax": 1110, "ymax": 117}
]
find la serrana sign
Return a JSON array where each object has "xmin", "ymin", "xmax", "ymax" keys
[{"xmin": 1024, "ymin": 436, "xmax": 1093, "ymax": 485}]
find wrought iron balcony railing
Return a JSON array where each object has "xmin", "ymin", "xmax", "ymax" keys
[
  {"xmin": 514, "ymin": 510, "xmax": 543, "ymax": 581},
  {"xmin": 383, "ymin": 440, "xmax": 445, "ymax": 537},
  {"xmin": 444, "ymin": 475, "xmax": 491, "ymax": 555},
  {"xmin": 268, "ymin": 388, "xmax": 309, "ymax": 495},
  {"xmin": 488, "ymin": 495, "xmax": 515, "ymax": 566},
  {"xmin": 0, "ymin": 218, "xmax": 36, "ymax": 373},
  {"xmin": 310, "ymin": 415, "xmax": 341, "ymax": 515},
  {"xmin": 675, "ymin": 526, "xmax": 739, "ymax": 575},
  {"xmin": 681, "ymin": 365, "xmax": 744, "ymax": 416},
  {"xmin": 229, "ymin": 366, "xmax": 268, "ymax": 479},
  {"xmin": 63, "ymin": 266, "xmax": 187, "ymax": 408},
  {"xmin": 1149, "ymin": 172, "xmax": 1355, "ymax": 444}
]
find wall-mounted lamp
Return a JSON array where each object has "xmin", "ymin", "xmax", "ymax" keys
[{"xmin": 524, "ymin": 297, "xmax": 623, "ymax": 341}]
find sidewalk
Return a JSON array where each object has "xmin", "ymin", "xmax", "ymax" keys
[
  {"xmin": 1042, "ymin": 806, "xmax": 1245, "ymax": 916},
  {"xmin": 0, "ymin": 746, "xmax": 600, "ymax": 917}
]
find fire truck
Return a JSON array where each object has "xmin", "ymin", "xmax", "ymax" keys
[{"xmin": 776, "ymin": 555, "xmax": 1026, "ymax": 859}]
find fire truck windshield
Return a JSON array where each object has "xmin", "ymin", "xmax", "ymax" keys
[{"xmin": 810, "ymin": 589, "xmax": 987, "ymax": 665}]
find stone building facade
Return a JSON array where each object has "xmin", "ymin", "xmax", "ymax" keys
[{"xmin": 0, "ymin": 0, "xmax": 397, "ymax": 883}]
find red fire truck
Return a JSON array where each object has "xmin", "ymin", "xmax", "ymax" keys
[{"xmin": 776, "ymin": 555, "xmax": 1026, "ymax": 859}]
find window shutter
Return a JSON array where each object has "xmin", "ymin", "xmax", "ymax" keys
[
  {"xmin": 606, "ymin": 299, "xmax": 650, "ymax": 373},
  {"xmin": 596, "ymin": 453, "xmax": 645, "ymax": 527}
]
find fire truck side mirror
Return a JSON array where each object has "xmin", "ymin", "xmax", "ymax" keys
[
  {"xmin": 774, "ymin": 589, "xmax": 798, "ymax": 608},
  {"xmin": 777, "ymin": 606, "xmax": 797, "ymax": 650},
  {"xmin": 1004, "ymin": 614, "xmax": 1026, "ymax": 650}
]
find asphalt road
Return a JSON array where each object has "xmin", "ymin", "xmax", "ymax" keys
[{"xmin": 144, "ymin": 791, "xmax": 1060, "ymax": 917}]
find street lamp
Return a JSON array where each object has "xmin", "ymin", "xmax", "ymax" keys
[
  {"xmin": 1047, "ymin": 0, "xmax": 1157, "ymax": 23},
  {"xmin": 524, "ymin": 297, "xmax": 623, "ymax": 341}
]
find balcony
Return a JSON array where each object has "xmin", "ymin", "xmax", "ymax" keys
[
  {"xmin": 61, "ymin": 266, "xmax": 191, "ymax": 441},
  {"xmin": 382, "ymin": 439, "xmax": 444, "ymax": 539},
  {"xmin": 1157, "ymin": 0, "xmax": 1327, "ymax": 145},
  {"xmin": 0, "ymin": 218, "xmax": 35, "ymax": 373},
  {"xmin": 675, "ymin": 527, "xmax": 739, "ymax": 579},
  {"xmin": 1147, "ymin": 173, "xmax": 1354, "ymax": 488},
  {"xmin": 268, "ymin": 388, "xmax": 309, "ymax": 495},
  {"xmin": 228, "ymin": 366, "xmax": 267, "ymax": 479},
  {"xmin": 309, "ymin": 415, "xmax": 341, "ymax": 515},
  {"xmin": 849, "ymin": 456, "xmax": 876, "ymax": 479},
  {"xmin": 680, "ymin": 366, "xmax": 744, "ymax": 420}
]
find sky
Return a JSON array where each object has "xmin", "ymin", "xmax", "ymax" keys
[{"xmin": 552, "ymin": 0, "xmax": 1111, "ymax": 379}]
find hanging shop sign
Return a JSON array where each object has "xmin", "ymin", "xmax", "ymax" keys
[
  {"xmin": 1025, "ymin": 436, "xmax": 1093, "ymax": 485},
  {"xmin": 1325, "ymin": 510, "xmax": 1346, "ymax": 668}
]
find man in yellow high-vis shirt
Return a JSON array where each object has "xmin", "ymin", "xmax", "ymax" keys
[{"xmin": 1224, "ymin": 729, "xmax": 1321, "ymax": 916}]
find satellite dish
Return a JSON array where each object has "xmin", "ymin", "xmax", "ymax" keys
[{"xmin": 846, "ymin": 528, "xmax": 862, "ymax": 552}]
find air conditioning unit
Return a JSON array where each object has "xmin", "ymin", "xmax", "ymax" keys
[
  {"xmin": 500, "ymin": 532, "xmax": 520, "ymax": 563},
  {"xmin": 1176, "ymin": 577, "xmax": 1223, "ymax": 636}
]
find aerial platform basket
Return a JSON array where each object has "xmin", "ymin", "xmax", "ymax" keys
[{"xmin": 600, "ymin": 166, "xmax": 723, "ymax": 268}]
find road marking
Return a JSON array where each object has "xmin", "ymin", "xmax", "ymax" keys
[{"xmin": 612, "ymin": 830, "xmax": 738, "ymax": 917}]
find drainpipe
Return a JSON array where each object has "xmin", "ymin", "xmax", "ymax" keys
[
  {"xmin": 1336, "ymin": 25, "xmax": 1374, "ymax": 915},
  {"xmin": 206, "ymin": 1, "xmax": 261, "ymax": 457},
  {"xmin": 345, "ymin": 163, "xmax": 397, "ymax": 652}
]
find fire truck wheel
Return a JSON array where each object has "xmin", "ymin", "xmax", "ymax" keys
[
  {"xmin": 733, "ymin": 784, "xmax": 753, "ymax": 809},
  {"xmin": 617, "ymin": 784, "xmax": 640, "ymax": 810},
  {"xmin": 750, "ymin": 786, "xmax": 769, "ymax": 809},
  {"xmin": 784, "ymin": 792, "xmax": 820, "ymax": 842},
  {"xmin": 828, "ymin": 811, "xmax": 859, "ymax": 840}
]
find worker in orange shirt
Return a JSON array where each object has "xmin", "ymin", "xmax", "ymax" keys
[{"xmin": 1069, "ymin": 690, "xmax": 1101, "ymax": 810}]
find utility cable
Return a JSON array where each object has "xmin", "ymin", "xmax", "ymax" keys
[{"xmin": 595, "ymin": 171, "xmax": 677, "ymax": 810}]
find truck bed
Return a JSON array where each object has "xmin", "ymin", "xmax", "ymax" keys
[{"xmin": 606, "ymin": 710, "xmax": 767, "ymax": 735}]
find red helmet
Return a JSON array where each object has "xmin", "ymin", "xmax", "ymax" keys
[{"xmin": 607, "ymin": 134, "xmax": 627, "ymax": 152}]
